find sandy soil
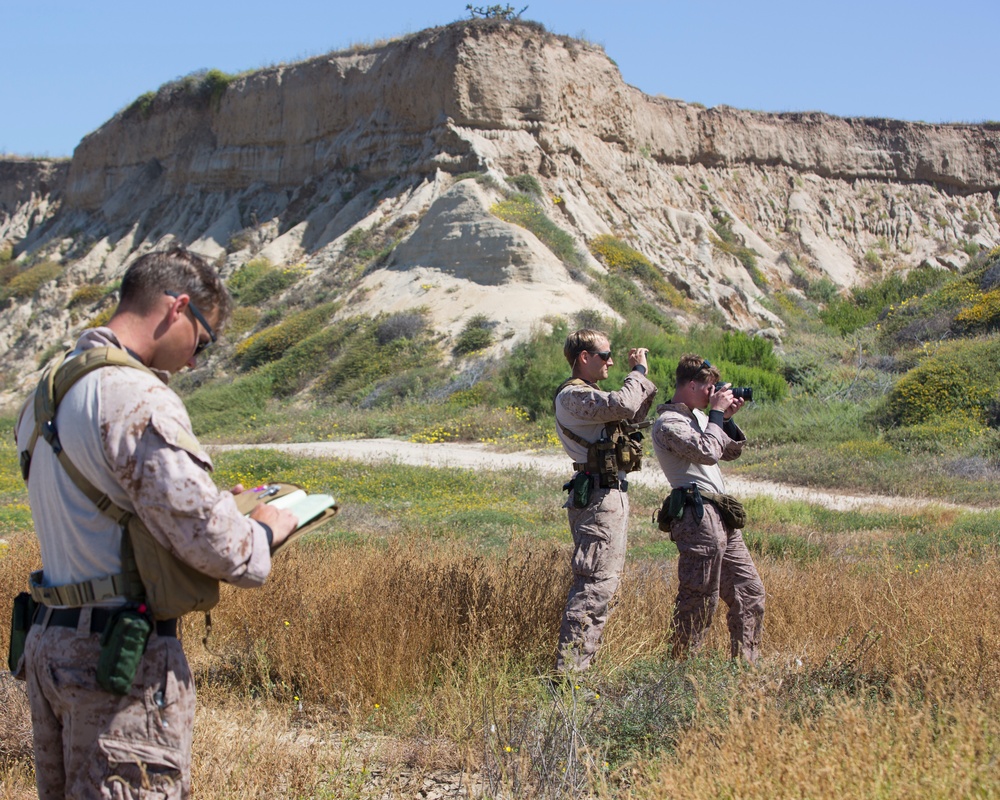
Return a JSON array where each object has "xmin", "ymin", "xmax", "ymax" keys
[{"xmin": 209, "ymin": 438, "xmax": 976, "ymax": 514}]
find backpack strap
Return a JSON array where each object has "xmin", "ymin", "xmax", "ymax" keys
[{"xmin": 23, "ymin": 347, "xmax": 157, "ymax": 606}]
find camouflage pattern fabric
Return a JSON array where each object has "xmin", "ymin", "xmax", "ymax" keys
[
  {"xmin": 669, "ymin": 502, "xmax": 765, "ymax": 663},
  {"xmin": 554, "ymin": 369, "xmax": 656, "ymax": 673},
  {"xmin": 651, "ymin": 402, "xmax": 765, "ymax": 664},
  {"xmin": 555, "ymin": 487, "xmax": 629, "ymax": 672},
  {"xmin": 25, "ymin": 616, "xmax": 193, "ymax": 799},
  {"xmin": 15, "ymin": 328, "xmax": 273, "ymax": 798}
]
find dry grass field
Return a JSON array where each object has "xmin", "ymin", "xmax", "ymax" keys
[{"xmin": 2, "ymin": 445, "xmax": 999, "ymax": 798}]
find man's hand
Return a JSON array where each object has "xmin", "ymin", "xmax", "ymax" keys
[
  {"xmin": 723, "ymin": 396, "xmax": 745, "ymax": 419},
  {"xmin": 710, "ymin": 384, "xmax": 734, "ymax": 413},
  {"xmin": 628, "ymin": 347, "xmax": 649, "ymax": 370},
  {"xmin": 249, "ymin": 503, "xmax": 299, "ymax": 548}
]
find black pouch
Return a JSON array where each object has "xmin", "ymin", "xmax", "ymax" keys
[
  {"xmin": 564, "ymin": 471, "xmax": 591, "ymax": 508},
  {"xmin": 8, "ymin": 592, "xmax": 37, "ymax": 677},
  {"xmin": 96, "ymin": 607, "xmax": 152, "ymax": 695}
]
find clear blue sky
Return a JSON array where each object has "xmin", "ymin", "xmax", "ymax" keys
[{"xmin": 4, "ymin": 0, "xmax": 997, "ymax": 157}]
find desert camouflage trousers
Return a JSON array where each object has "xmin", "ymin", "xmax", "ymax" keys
[
  {"xmin": 670, "ymin": 501, "xmax": 765, "ymax": 663},
  {"xmin": 24, "ymin": 610, "xmax": 194, "ymax": 799},
  {"xmin": 556, "ymin": 487, "xmax": 629, "ymax": 673}
]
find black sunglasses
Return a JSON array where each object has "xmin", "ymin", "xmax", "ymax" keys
[
  {"xmin": 164, "ymin": 291, "xmax": 216, "ymax": 355},
  {"xmin": 588, "ymin": 350, "xmax": 613, "ymax": 362}
]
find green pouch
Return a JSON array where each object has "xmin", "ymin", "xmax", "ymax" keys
[
  {"xmin": 8, "ymin": 592, "xmax": 37, "ymax": 676},
  {"xmin": 571, "ymin": 471, "xmax": 592, "ymax": 508},
  {"xmin": 96, "ymin": 608, "xmax": 152, "ymax": 695}
]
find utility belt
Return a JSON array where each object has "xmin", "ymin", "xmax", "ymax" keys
[
  {"xmin": 655, "ymin": 485, "xmax": 747, "ymax": 533},
  {"xmin": 9, "ymin": 593, "xmax": 175, "ymax": 695},
  {"xmin": 563, "ymin": 469, "xmax": 628, "ymax": 508},
  {"xmin": 572, "ymin": 464, "xmax": 629, "ymax": 491},
  {"xmin": 38, "ymin": 605, "xmax": 177, "ymax": 638}
]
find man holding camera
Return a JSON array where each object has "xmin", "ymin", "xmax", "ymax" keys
[
  {"xmin": 553, "ymin": 328, "xmax": 657, "ymax": 674},
  {"xmin": 651, "ymin": 354, "xmax": 764, "ymax": 664}
]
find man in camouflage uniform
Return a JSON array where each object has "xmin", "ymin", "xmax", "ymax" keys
[
  {"xmin": 651, "ymin": 354, "xmax": 765, "ymax": 664},
  {"xmin": 15, "ymin": 248, "xmax": 298, "ymax": 799},
  {"xmin": 554, "ymin": 329, "xmax": 657, "ymax": 673}
]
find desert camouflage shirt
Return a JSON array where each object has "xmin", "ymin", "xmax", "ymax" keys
[
  {"xmin": 651, "ymin": 402, "xmax": 746, "ymax": 495},
  {"xmin": 15, "ymin": 328, "xmax": 272, "ymax": 603},
  {"xmin": 554, "ymin": 369, "xmax": 658, "ymax": 467}
]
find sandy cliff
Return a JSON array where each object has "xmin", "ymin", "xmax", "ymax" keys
[{"xmin": 0, "ymin": 20, "xmax": 998, "ymax": 392}]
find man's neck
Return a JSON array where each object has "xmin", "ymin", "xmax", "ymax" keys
[{"xmin": 106, "ymin": 314, "xmax": 154, "ymax": 366}]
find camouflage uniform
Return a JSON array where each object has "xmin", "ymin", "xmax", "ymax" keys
[
  {"xmin": 554, "ymin": 370, "xmax": 657, "ymax": 672},
  {"xmin": 15, "ymin": 328, "xmax": 273, "ymax": 799},
  {"xmin": 651, "ymin": 402, "xmax": 764, "ymax": 663}
]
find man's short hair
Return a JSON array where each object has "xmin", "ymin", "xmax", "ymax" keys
[
  {"xmin": 564, "ymin": 328, "xmax": 609, "ymax": 366},
  {"xmin": 118, "ymin": 247, "xmax": 232, "ymax": 328},
  {"xmin": 676, "ymin": 353, "xmax": 720, "ymax": 386}
]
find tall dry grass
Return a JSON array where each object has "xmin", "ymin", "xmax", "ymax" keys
[{"xmin": 3, "ymin": 522, "xmax": 1000, "ymax": 796}]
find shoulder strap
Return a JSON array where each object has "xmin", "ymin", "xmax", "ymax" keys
[{"xmin": 23, "ymin": 347, "xmax": 156, "ymax": 605}]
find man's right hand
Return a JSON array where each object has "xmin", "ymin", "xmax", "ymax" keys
[
  {"xmin": 710, "ymin": 384, "xmax": 734, "ymax": 412},
  {"xmin": 250, "ymin": 502, "xmax": 299, "ymax": 548},
  {"xmin": 628, "ymin": 347, "xmax": 649, "ymax": 370}
]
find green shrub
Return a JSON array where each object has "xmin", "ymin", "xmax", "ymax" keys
[
  {"xmin": 505, "ymin": 174, "xmax": 543, "ymax": 196},
  {"xmin": 589, "ymin": 235, "xmax": 686, "ymax": 307},
  {"xmin": 269, "ymin": 327, "xmax": 353, "ymax": 397},
  {"xmin": 319, "ymin": 317, "xmax": 440, "ymax": 400},
  {"xmin": 497, "ymin": 319, "xmax": 571, "ymax": 419},
  {"xmin": 887, "ymin": 337, "xmax": 1000, "ymax": 426},
  {"xmin": 229, "ymin": 258, "xmax": 274, "ymax": 293},
  {"xmin": 67, "ymin": 284, "xmax": 111, "ymax": 308},
  {"xmin": 226, "ymin": 306, "xmax": 261, "ymax": 337},
  {"xmin": 2, "ymin": 261, "xmax": 63, "ymax": 299},
  {"xmin": 821, "ymin": 264, "xmax": 951, "ymax": 336},
  {"xmin": 184, "ymin": 372, "xmax": 274, "ymax": 436},
  {"xmin": 490, "ymin": 195, "xmax": 584, "ymax": 268},
  {"xmin": 234, "ymin": 303, "xmax": 338, "ymax": 369},
  {"xmin": 453, "ymin": 314, "xmax": 494, "ymax": 355},
  {"xmin": 235, "ymin": 264, "xmax": 304, "ymax": 306}
]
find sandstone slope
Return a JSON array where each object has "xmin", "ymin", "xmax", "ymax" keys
[{"xmin": 0, "ymin": 19, "xmax": 998, "ymax": 399}]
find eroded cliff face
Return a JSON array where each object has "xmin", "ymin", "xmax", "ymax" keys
[{"xmin": 1, "ymin": 20, "xmax": 998, "ymax": 395}]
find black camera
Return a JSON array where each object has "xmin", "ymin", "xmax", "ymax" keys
[{"xmin": 715, "ymin": 382, "xmax": 753, "ymax": 402}]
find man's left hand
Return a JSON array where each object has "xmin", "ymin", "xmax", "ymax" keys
[{"xmin": 723, "ymin": 397, "xmax": 745, "ymax": 419}]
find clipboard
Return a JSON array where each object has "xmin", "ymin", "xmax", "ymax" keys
[{"xmin": 234, "ymin": 482, "xmax": 339, "ymax": 554}]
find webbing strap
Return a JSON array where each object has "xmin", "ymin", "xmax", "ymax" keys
[
  {"xmin": 29, "ymin": 569, "xmax": 132, "ymax": 606},
  {"xmin": 23, "ymin": 347, "xmax": 156, "ymax": 606}
]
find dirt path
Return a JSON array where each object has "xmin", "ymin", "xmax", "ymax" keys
[{"xmin": 209, "ymin": 438, "xmax": 977, "ymax": 513}]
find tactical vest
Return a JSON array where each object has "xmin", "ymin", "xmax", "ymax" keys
[
  {"xmin": 20, "ymin": 347, "xmax": 220, "ymax": 621},
  {"xmin": 553, "ymin": 378, "xmax": 645, "ymax": 477}
]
